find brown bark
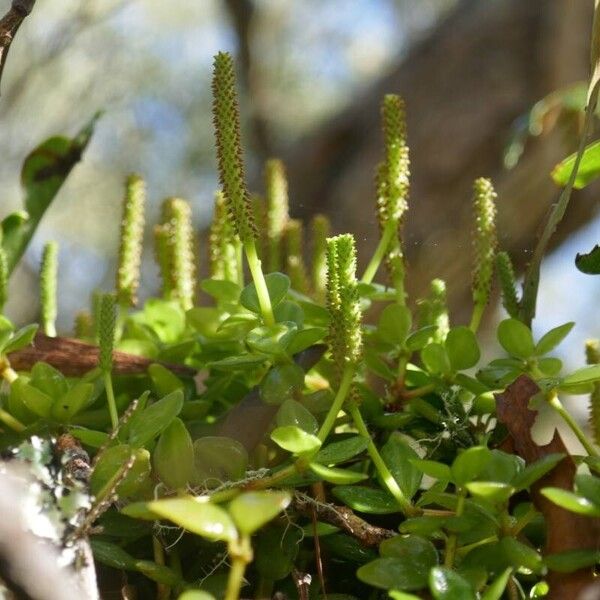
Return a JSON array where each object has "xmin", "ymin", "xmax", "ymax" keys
[{"xmin": 283, "ymin": 0, "xmax": 598, "ymax": 320}]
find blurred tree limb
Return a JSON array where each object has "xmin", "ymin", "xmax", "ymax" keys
[
  {"xmin": 223, "ymin": 0, "xmax": 273, "ymax": 163},
  {"xmin": 0, "ymin": 0, "xmax": 35, "ymax": 95},
  {"xmin": 284, "ymin": 0, "xmax": 597, "ymax": 321}
]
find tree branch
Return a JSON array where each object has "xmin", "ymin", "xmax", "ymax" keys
[
  {"xmin": 293, "ymin": 493, "xmax": 395, "ymax": 548},
  {"xmin": 0, "ymin": 0, "xmax": 36, "ymax": 95}
]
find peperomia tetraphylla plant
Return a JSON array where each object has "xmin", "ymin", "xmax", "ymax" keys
[{"xmin": 0, "ymin": 32, "xmax": 600, "ymax": 600}]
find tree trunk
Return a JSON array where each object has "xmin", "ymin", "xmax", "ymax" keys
[{"xmin": 283, "ymin": 0, "xmax": 597, "ymax": 320}]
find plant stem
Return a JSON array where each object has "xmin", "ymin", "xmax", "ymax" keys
[
  {"xmin": 153, "ymin": 536, "xmax": 170, "ymax": 600},
  {"xmin": 401, "ymin": 382, "xmax": 436, "ymax": 400},
  {"xmin": 469, "ymin": 302, "xmax": 485, "ymax": 333},
  {"xmin": 510, "ymin": 505, "xmax": 538, "ymax": 537},
  {"xmin": 547, "ymin": 391, "xmax": 599, "ymax": 457},
  {"xmin": 444, "ymin": 490, "xmax": 465, "ymax": 568},
  {"xmin": 520, "ymin": 78, "xmax": 599, "ymax": 325},
  {"xmin": 347, "ymin": 402, "xmax": 416, "ymax": 516},
  {"xmin": 361, "ymin": 221, "xmax": 395, "ymax": 284},
  {"xmin": 104, "ymin": 371, "xmax": 119, "ymax": 431},
  {"xmin": 225, "ymin": 535, "xmax": 252, "ymax": 600},
  {"xmin": 245, "ymin": 241, "xmax": 275, "ymax": 326},
  {"xmin": 0, "ymin": 407, "xmax": 24, "ymax": 432},
  {"xmin": 317, "ymin": 366, "xmax": 354, "ymax": 442}
]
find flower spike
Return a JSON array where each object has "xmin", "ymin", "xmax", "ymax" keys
[
  {"xmin": 161, "ymin": 198, "xmax": 197, "ymax": 311},
  {"xmin": 284, "ymin": 219, "xmax": 309, "ymax": 294},
  {"xmin": 116, "ymin": 174, "xmax": 146, "ymax": 307},
  {"xmin": 265, "ymin": 158, "xmax": 289, "ymax": 272},
  {"xmin": 310, "ymin": 214, "xmax": 330, "ymax": 301},
  {"xmin": 211, "ymin": 51, "xmax": 255, "ymax": 244},
  {"xmin": 40, "ymin": 241, "xmax": 58, "ymax": 337},
  {"xmin": 496, "ymin": 251, "xmax": 520, "ymax": 318},
  {"xmin": 470, "ymin": 177, "xmax": 498, "ymax": 331},
  {"xmin": 209, "ymin": 190, "xmax": 242, "ymax": 284},
  {"xmin": 0, "ymin": 247, "xmax": 7, "ymax": 313}
]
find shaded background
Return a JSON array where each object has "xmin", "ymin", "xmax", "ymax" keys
[{"xmin": 0, "ymin": 0, "xmax": 598, "ymax": 388}]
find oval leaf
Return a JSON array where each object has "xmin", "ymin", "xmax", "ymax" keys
[{"xmin": 228, "ymin": 491, "xmax": 291, "ymax": 535}]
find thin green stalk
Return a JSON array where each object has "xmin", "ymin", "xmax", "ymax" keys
[
  {"xmin": 317, "ymin": 366, "xmax": 354, "ymax": 442},
  {"xmin": 0, "ymin": 407, "xmax": 25, "ymax": 432},
  {"xmin": 469, "ymin": 303, "xmax": 485, "ymax": 333},
  {"xmin": 40, "ymin": 241, "xmax": 58, "ymax": 337},
  {"xmin": 547, "ymin": 391, "xmax": 599, "ymax": 457},
  {"xmin": 225, "ymin": 535, "xmax": 252, "ymax": 600},
  {"xmin": 347, "ymin": 402, "xmax": 415, "ymax": 516},
  {"xmin": 401, "ymin": 382, "xmax": 436, "ymax": 400},
  {"xmin": 153, "ymin": 536, "xmax": 170, "ymax": 600},
  {"xmin": 245, "ymin": 241, "xmax": 274, "ymax": 326},
  {"xmin": 361, "ymin": 220, "xmax": 395, "ymax": 284},
  {"xmin": 444, "ymin": 491, "xmax": 465, "ymax": 567},
  {"xmin": 104, "ymin": 371, "xmax": 118, "ymax": 431},
  {"xmin": 510, "ymin": 505, "xmax": 538, "ymax": 537},
  {"xmin": 520, "ymin": 44, "xmax": 600, "ymax": 324}
]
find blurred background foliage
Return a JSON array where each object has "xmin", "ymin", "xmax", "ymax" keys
[{"xmin": 0, "ymin": 0, "xmax": 597, "ymax": 386}]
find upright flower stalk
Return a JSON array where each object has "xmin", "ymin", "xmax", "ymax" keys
[
  {"xmin": 209, "ymin": 190, "xmax": 242, "ymax": 285},
  {"xmin": 40, "ymin": 241, "xmax": 58, "ymax": 337},
  {"xmin": 362, "ymin": 94, "xmax": 409, "ymax": 295},
  {"xmin": 310, "ymin": 214, "xmax": 330, "ymax": 301},
  {"xmin": 212, "ymin": 51, "xmax": 274, "ymax": 326},
  {"xmin": 116, "ymin": 174, "xmax": 146, "ymax": 308},
  {"xmin": 496, "ymin": 251, "xmax": 520, "ymax": 319},
  {"xmin": 284, "ymin": 219, "xmax": 309, "ymax": 294},
  {"xmin": 161, "ymin": 198, "xmax": 197, "ymax": 311},
  {"xmin": 470, "ymin": 177, "xmax": 497, "ymax": 332},
  {"xmin": 98, "ymin": 293, "xmax": 118, "ymax": 430},
  {"xmin": 265, "ymin": 158, "xmax": 289, "ymax": 273}
]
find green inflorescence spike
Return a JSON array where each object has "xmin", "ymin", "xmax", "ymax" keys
[
  {"xmin": 40, "ymin": 241, "xmax": 58, "ymax": 337},
  {"xmin": 153, "ymin": 224, "xmax": 174, "ymax": 300},
  {"xmin": 418, "ymin": 278, "xmax": 450, "ymax": 343},
  {"xmin": 209, "ymin": 190, "xmax": 241, "ymax": 284},
  {"xmin": 211, "ymin": 51, "xmax": 255, "ymax": 244},
  {"xmin": 326, "ymin": 234, "xmax": 363, "ymax": 370},
  {"xmin": 74, "ymin": 310, "xmax": 93, "ymax": 340},
  {"xmin": 161, "ymin": 198, "xmax": 197, "ymax": 311},
  {"xmin": 116, "ymin": 174, "xmax": 146, "ymax": 307},
  {"xmin": 364, "ymin": 95, "xmax": 410, "ymax": 289},
  {"xmin": 0, "ymin": 247, "xmax": 7, "ymax": 313},
  {"xmin": 265, "ymin": 158, "xmax": 289, "ymax": 272},
  {"xmin": 310, "ymin": 213, "xmax": 330, "ymax": 301},
  {"xmin": 284, "ymin": 219, "xmax": 309, "ymax": 294},
  {"xmin": 98, "ymin": 293, "xmax": 116, "ymax": 373},
  {"xmin": 586, "ymin": 340, "xmax": 600, "ymax": 446},
  {"xmin": 496, "ymin": 251, "xmax": 520, "ymax": 318},
  {"xmin": 380, "ymin": 95, "xmax": 410, "ymax": 225},
  {"xmin": 471, "ymin": 177, "xmax": 498, "ymax": 330}
]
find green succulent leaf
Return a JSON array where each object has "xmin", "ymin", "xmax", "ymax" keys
[
  {"xmin": 315, "ymin": 436, "xmax": 370, "ymax": 466},
  {"xmin": 429, "ymin": 567, "xmax": 476, "ymax": 600},
  {"xmin": 575, "ymin": 244, "xmax": 600, "ymax": 275},
  {"xmin": 534, "ymin": 322, "xmax": 574, "ymax": 356},
  {"xmin": 154, "ymin": 417, "xmax": 195, "ymax": 490},
  {"xmin": 378, "ymin": 304, "xmax": 412, "ymax": 346},
  {"xmin": 128, "ymin": 389, "xmax": 184, "ymax": 448},
  {"xmin": 552, "ymin": 139, "xmax": 600, "ymax": 189},
  {"xmin": 541, "ymin": 487, "xmax": 600, "ymax": 517},
  {"xmin": 445, "ymin": 326, "xmax": 480, "ymax": 371},
  {"xmin": 497, "ymin": 318, "xmax": 535, "ymax": 359},
  {"xmin": 332, "ymin": 486, "xmax": 400, "ymax": 514},
  {"xmin": 241, "ymin": 272, "xmax": 290, "ymax": 313},
  {"xmin": 228, "ymin": 491, "xmax": 291, "ymax": 535},
  {"xmin": 270, "ymin": 425, "xmax": 322, "ymax": 455},
  {"xmin": 309, "ymin": 462, "xmax": 369, "ymax": 485},
  {"xmin": 451, "ymin": 446, "xmax": 492, "ymax": 486},
  {"xmin": 3, "ymin": 324, "xmax": 38, "ymax": 354},
  {"xmin": 193, "ymin": 437, "xmax": 248, "ymax": 485},
  {"xmin": 146, "ymin": 496, "xmax": 237, "ymax": 542}
]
